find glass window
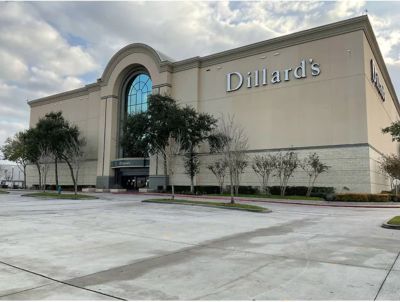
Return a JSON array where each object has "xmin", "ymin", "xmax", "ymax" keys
[{"xmin": 126, "ymin": 73, "xmax": 152, "ymax": 115}]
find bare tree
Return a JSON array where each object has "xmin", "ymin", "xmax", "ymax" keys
[
  {"xmin": 158, "ymin": 135, "xmax": 183, "ymax": 200},
  {"xmin": 252, "ymin": 154, "xmax": 276, "ymax": 195},
  {"xmin": 212, "ymin": 116, "xmax": 249, "ymax": 203},
  {"xmin": 65, "ymin": 138, "xmax": 86, "ymax": 195},
  {"xmin": 233, "ymin": 156, "xmax": 248, "ymax": 196},
  {"xmin": 380, "ymin": 154, "xmax": 400, "ymax": 194},
  {"xmin": 274, "ymin": 151, "xmax": 299, "ymax": 196},
  {"xmin": 207, "ymin": 159, "xmax": 228, "ymax": 194},
  {"xmin": 37, "ymin": 146, "xmax": 52, "ymax": 192},
  {"xmin": 301, "ymin": 153, "xmax": 330, "ymax": 197}
]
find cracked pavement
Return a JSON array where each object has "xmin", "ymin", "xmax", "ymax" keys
[{"xmin": 0, "ymin": 191, "xmax": 399, "ymax": 300}]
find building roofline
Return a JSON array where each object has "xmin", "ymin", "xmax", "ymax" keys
[{"xmin": 28, "ymin": 15, "xmax": 399, "ymax": 111}]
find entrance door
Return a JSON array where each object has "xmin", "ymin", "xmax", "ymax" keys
[{"xmin": 121, "ymin": 175, "xmax": 148, "ymax": 190}]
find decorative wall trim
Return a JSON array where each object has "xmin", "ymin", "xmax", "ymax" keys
[
  {"xmin": 28, "ymin": 84, "xmax": 100, "ymax": 107},
  {"xmin": 101, "ymin": 95, "xmax": 119, "ymax": 100},
  {"xmin": 198, "ymin": 142, "xmax": 384, "ymax": 156},
  {"xmin": 152, "ymin": 83, "xmax": 172, "ymax": 89}
]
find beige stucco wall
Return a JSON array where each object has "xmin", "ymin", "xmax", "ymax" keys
[
  {"xmin": 171, "ymin": 31, "xmax": 368, "ymax": 150},
  {"xmin": 361, "ymin": 32, "xmax": 400, "ymax": 192},
  {"xmin": 26, "ymin": 20, "xmax": 399, "ymax": 193},
  {"xmin": 27, "ymin": 88, "xmax": 101, "ymax": 187}
]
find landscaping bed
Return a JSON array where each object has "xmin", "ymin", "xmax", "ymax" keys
[
  {"xmin": 387, "ymin": 216, "xmax": 400, "ymax": 225},
  {"xmin": 0, "ymin": 190, "xmax": 9, "ymax": 194},
  {"xmin": 382, "ymin": 216, "xmax": 400, "ymax": 230},
  {"xmin": 334, "ymin": 193, "xmax": 398, "ymax": 202},
  {"xmin": 22, "ymin": 192, "xmax": 97, "ymax": 200},
  {"xmin": 142, "ymin": 198, "xmax": 270, "ymax": 213},
  {"xmin": 212, "ymin": 193, "xmax": 323, "ymax": 201}
]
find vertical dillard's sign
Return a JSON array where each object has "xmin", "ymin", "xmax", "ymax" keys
[
  {"xmin": 370, "ymin": 59, "xmax": 385, "ymax": 101},
  {"xmin": 226, "ymin": 58, "xmax": 321, "ymax": 92}
]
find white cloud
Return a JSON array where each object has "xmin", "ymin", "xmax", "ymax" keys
[
  {"xmin": 329, "ymin": 0, "xmax": 366, "ymax": 18},
  {"xmin": 0, "ymin": 120, "xmax": 27, "ymax": 150},
  {"xmin": 0, "ymin": 2, "xmax": 98, "ymax": 146},
  {"xmin": 0, "ymin": 50, "xmax": 28, "ymax": 81}
]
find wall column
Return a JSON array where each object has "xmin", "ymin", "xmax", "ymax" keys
[{"xmin": 96, "ymin": 95, "xmax": 119, "ymax": 189}]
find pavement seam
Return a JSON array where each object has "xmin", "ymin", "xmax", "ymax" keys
[
  {"xmin": 64, "ymin": 228, "xmax": 390, "ymax": 288},
  {"xmin": 21, "ymin": 218, "xmax": 389, "ymax": 277},
  {"xmin": 0, "ymin": 260, "xmax": 126, "ymax": 301},
  {"xmin": 0, "ymin": 283, "xmax": 52, "ymax": 299},
  {"xmin": 192, "ymin": 261, "xmax": 276, "ymax": 300},
  {"xmin": 374, "ymin": 249, "xmax": 400, "ymax": 300},
  {"xmin": 98, "ymin": 228, "xmax": 398, "ymax": 272}
]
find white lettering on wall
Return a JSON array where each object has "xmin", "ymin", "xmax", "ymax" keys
[
  {"xmin": 226, "ymin": 72, "xmax": 243, "ymax": 92},
  {"xmin": 226, "ymin": 58, "xmax": 321, "ymax": 92},
  {"xmin": 370, "ymin": 59, "xmax": 385, "ymax": 101}
]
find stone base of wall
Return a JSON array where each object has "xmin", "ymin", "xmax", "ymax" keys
[
  {"xmin": 169, "ymin": 144, "xmax": 390, "ymax": 194},
  {"xmin": 149, "ymin": 175, "xmax": 169, "ymax": 190},
  {"xmin": 26, "ymin": 144, "xmax": 391, "ymax": 194}
]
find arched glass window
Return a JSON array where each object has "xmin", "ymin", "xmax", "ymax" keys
[{"xmin": 126, "ymin": 73, "xmax": 152, "ymax": 115}]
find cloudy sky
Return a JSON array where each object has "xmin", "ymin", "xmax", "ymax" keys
[{"xmin": 0, "ymin": 1, "xmax": 400, "ymax": 153}]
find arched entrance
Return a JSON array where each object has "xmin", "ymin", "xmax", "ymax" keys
[{"xmin": 113, "ymin": 69, "xmax": 152, "ymax": 190}]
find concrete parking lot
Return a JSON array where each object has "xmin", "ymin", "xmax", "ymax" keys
[{"xmin": 0, "ymin": 191, "xmax": 399, "ymax": 300}]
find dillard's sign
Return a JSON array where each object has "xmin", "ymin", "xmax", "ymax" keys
[
  {"xmin": 370, "ymin": 59, "xmax": 385, "ymax": 101},
  {"xmin": 226, "ymin": 58, "xmax": 321, "ymax": 92}
]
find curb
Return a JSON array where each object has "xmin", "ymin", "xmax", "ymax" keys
[
  {"xmin": 142, "ymin": 200, "xmax": 271, "ymax": 213},
  {"xmin": 115, "ymin": 192, "xmax": 400, "ymax": 209},
  {"xmin": 382, "ymin": 222, "xmax": 400, "ymax": 230}
]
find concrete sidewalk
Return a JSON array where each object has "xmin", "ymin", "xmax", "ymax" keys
[{"xmin": 130, "ymin": 191, "xmax": 400, "ymax": 208}]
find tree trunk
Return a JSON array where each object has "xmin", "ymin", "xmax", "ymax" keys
[
  {"xmin": 306, "ymin": 186, "xmax": 312, "ymax": 197},
  {"xmin": 306, "ymin": 175, "xmax": 312, "ymax": 197},
  {"xmin": 43, "ymin": 168, "xmax": 47, "ymax": 192},
  {"xmin": 189, "ymin": 149, "xmax": 195, "ymax": 194},
  {"xmin": 307, "ymin": 175, "xmax": 318, "ymax": 197},
  {"xmin": 35, "ymin": 163, "xmax": 41, "ymax": 190},
  {"xmin": 229, "ymin": 169, "xmax": 234, "ymax": 204},
  {"xmin": 163, "ymin": 153, "xmax": 167, "ymax": 191},
  {"xmin": 155, "ymin": 153, "xmax": 159, "ymax": 175},
  {"xmin": 281, "ymin": 178, "xmax": 286, "ymax": 196},
  {"xmin": 265, "ymin": 174, "xmax": 270, "ymax": 195},
  {"xmin": 54, "ymin": 157, "xmax": 59, "ymax": 188},
  {"xmin": 235, "ymin": 181, "xmax": 239, "ymax": 196},
  {"xmin": 64, "ymin": 158, "xmax": 76, "ymax": 194},
  {"xmin": 190, "ymin": 177, "xmax": 194, "ymax": 194},
  {"xmin": 23, "ymin": 165, "xmax": 26, "ymax": 189}
]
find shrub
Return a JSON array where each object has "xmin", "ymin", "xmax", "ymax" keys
[
  {"xmin": 335, "ymin": 193, "xmax": 369, "ymax": 202},
  {"xmin": 238, "ymin": 186, "xmax": 259, "ymax": 194},
  {"xmin": 368, "ymin": 194, "xmax": 390, "ymax": 202},
  {"xmin": 165, "ymin": 185, "xmax": 221, "ymax": 195},
  {"xmin": 324, "ymin": 193, "xmax": 336, "ymax": 201},
  {"xmin": 335, "ymin": 193, "xmax": 390, "ymax": 202},
  {"xmin": 390, "ymin": 195, "xmax": 400, "ymax": 202},
  {"xmin": 269, "ymin": 186, "xmax": 334, "ymax": 196}
]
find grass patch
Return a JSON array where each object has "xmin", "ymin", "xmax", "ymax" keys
[
  {"xmin": 23, "ymin": 192, "xmax": 97, "ymax": 200},
  {"xmin": 0, "ymin": 189, "xmax": 9, "ymax": 194},
  {"xmin": 387, "ymin": 216, "xmax": 400, "ymax": 225},
  {"xmin": 143, "ymin": 198, "xmax": 269, "ymax": 213},
  {"xmin": 210, "ymin": 193, "xmax": 323, "ymax": 201}
]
